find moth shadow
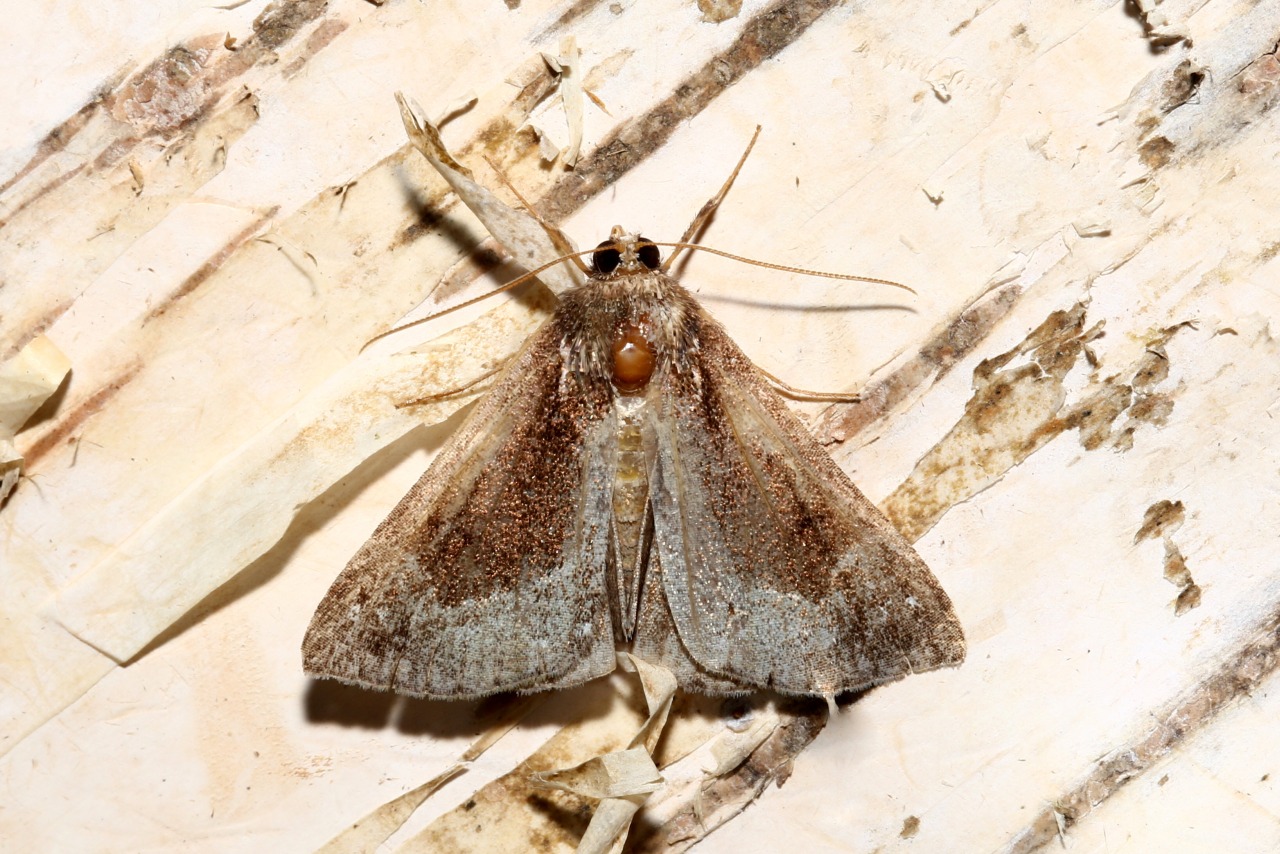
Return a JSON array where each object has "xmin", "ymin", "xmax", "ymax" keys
[
  {"xmin": 653, "ymin": 689, "xmax": 851, "ymax": 765},
  {"xmin": 303, "ymin": 678, "xmax": 505, "ymax": 737},
  {"xmin": 303, "ymin": 675, "xmax": 618, "ymax": 738},
  {"xmin": 524, "ymin": 791, "xmax": 593, "ymax": 846},
  {"xmin": 127, "ymin": 421, "xmax": 457, "ymax": 667},
  {"xmin": 698, "ymin": 293, "xmax": 919, "ymax": 314},
  {"xmin": 303, "ymin": 678, "xmax": 403, "ymax": 729},
  {"xmin": 388, "ymin": 160, "xmax": 558, "ymax": 315}
]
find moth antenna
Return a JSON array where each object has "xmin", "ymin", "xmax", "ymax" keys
[
  {"xmin": 663, "ymin": 125, "xmax": 761, "ymax": 272},
  {"xmin": 358, "ymin": 247, "xmax": 600, "ymax": 352},
  {"xmin": 755, "ymin": 364, "xmax": 862, "ymax": 403},
  {"xmin": 651, "ymin": 242, "xmax": 917, "ymax": 295},
  {"xmin": 481, "ymin": 155, "xmax": 589, "ymax": 274},
  {"xmin": 396, "ymin": 361, "xmax": 507, "ymax": 409}
]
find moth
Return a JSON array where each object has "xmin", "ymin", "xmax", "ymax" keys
[{"xmin": 303, "ymin": 146, "xmax": 965, "ymax": 701}]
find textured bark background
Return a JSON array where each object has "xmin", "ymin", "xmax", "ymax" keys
[{"xmin": 4, "ymin": 0, "xmax": 1280, "ymax": 851}]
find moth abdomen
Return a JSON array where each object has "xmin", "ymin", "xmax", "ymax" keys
[{"xmin": 611, "ymin": 395, "xmax": 650, "ymax": 637}]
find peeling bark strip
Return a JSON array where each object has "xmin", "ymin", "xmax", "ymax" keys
[
  {"xmin": 537, "ymin": 0, "xmax": 846, "ymax": 222},
  {"xmin": 633, "ymin": 705, "xmax": 826, "ymax": 853},
  {"xmin": 817, "ymin": 281, "xmax": 1025, "ymax": 445},
  {"xmin": 1004, "ymin": 609, "xmax": 1280, "ymax": 853}
]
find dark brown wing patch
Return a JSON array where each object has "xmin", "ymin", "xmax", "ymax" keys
[{"xmin": 302, "ymin": 320, "xmax": 619, "ymax": 699}]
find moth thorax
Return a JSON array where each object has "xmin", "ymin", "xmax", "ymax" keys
[{"xmin": 610, "ymin": 322, "xmax": 655, "ymax": 394}]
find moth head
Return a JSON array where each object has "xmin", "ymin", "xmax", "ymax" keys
[{"xmin": 592, "ymin": 225, "xmax": 662, "ymax": 275}]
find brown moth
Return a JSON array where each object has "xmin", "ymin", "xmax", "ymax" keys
[{"xmin": 303, "ymin": 201, "xmax": 965, "ymax": 699}]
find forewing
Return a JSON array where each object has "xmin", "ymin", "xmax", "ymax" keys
[
  {"xmin": 303, "ymin": 319, "xmax": 619, "ymax": 699},
  {"xmin": 644, "ymin": 317, "xmax": 965, "ymax": 696}
]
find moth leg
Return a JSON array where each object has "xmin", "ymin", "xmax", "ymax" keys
[
  {"xmin": 396, "ymin": 360, "xmax": 507, "ymax": 408},
  {"xmin": 754, "ymin": 363, "xmax": 861, "ymax": 403}
]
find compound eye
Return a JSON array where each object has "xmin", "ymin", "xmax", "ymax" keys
[
  {"xmin": 636, "ymin": 238, "xmax": 661, "ymax": 270},
  {"xmin": 592, "ymin": 240, "xmax": 621, "ymax": 274}
]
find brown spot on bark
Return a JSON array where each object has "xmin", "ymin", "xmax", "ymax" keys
[
  {"xmin": 1158, "ymin": 59, "xmax": 1204, "ymax": 113},
  {"xmin": 108, "ymin": 42, "xmax": 221, "ymax": 137},
  {"xmin": 475, "ymin": 117, "xmax": 527, "ymax": 165},
  {"xmin": 1236, "ymin": 53, "xmax": 1280, "ymax": 98},
  {"xmin": 699, "ymin": 0, "xmax": 744, "ymax": 23},
  {"xmin": 1062, "ymin": 383, "xmax": 1132, "ymax": 451},
  {"xmin": 1163, "ymin": 541, "xmax": 1192, "ymax": 587},
  {"xmin": 1173, "ymin": 581, "xmax": 1202, "ymax": 615},
  {"xmin": 1135, "ymin": 499, "xmax": 1185, "ymax": 543},
  {"xmin": 1132, "ymin": 347, "xmax": 1169, "ymax": 388},
  {"xmin": 251, "ymin": 0, "xmax": 329, "ymax": 51},
  {"xmin": 1136, "ymin": 501, "xmax": 1200, "ymax": 615},
  {"xmin": 884, "ymin": 307, "xmax": 1194, "ymax": 540},
  {"xmin": 1130, "ymin": 392, "xmax": 1175, "ymax": 429},
  {"xmin": 1139, "ymin": 135, "xmax": 1175, "ymax": 169}
]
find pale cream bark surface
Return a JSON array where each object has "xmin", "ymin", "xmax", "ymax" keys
[{"xmin": 3, "ymin": 0, "xmax": 1279, "ymax": 851}]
